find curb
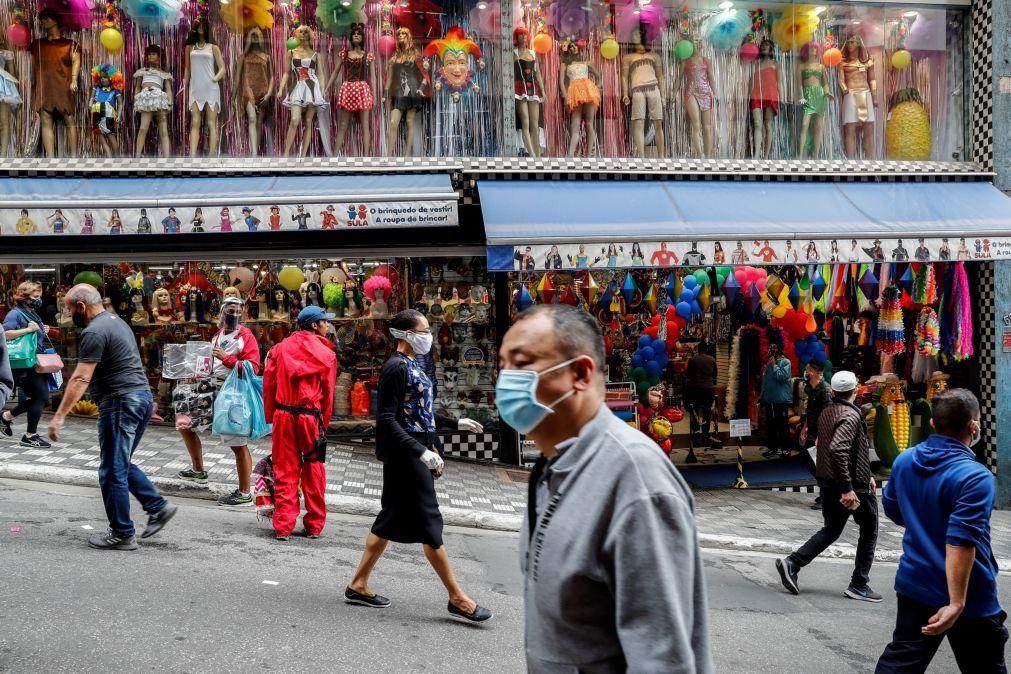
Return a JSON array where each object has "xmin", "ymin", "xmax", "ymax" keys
[{"xmin": 0, "ymin": 462, "xmax": 524, "ymax": 534}]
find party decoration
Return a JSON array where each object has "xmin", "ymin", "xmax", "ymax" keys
[
  {"xmin": 228, "ymin": 266, "xmax": 255, "ymax": 292},
  {"xmin": 532, "ymin": 31, "xmax": 553, "ymax": 55},
  {"xmin": 536, "ymin": 273, "xmax": 555, "ymax": 304},
  {"xmin": 100, "ymin": 26, "xmax": 123, "ymax": 52},
  {"xmin": 898, "ymin": 265, "xmax": 914, "ymax": 296},
  {"xmin": 674, "ymin": 39, "xmax": 694, "ymax": 61},
  {"xmin": 278, "ymin": 266, "xmax": 305, "ymax": 291},
  {"xmin": 911, "ymin": 263, "xmax": 937, "ymax": 305},
  {"xmin": 286, "ymin": 36, "xmax": 299, "ymax": 50},
  {"xmin": 822, "ymin": 46, "xmax": 842, "ymax": 68},
  {"xmin": 723, "ymin": 273, "xmax": 740, "ymax": 305},
  {"xmin": 614, "ymin": 1, "xmax": 666, "ymax": 43},
  {"xmin": 620, "ymin": 272, "xmax": 638, "ymax": 306},
  {"xmin": 810, "ymin": 272, "xmax": 827, "ymax": 301},
  {"xmin": 73, "ymin": 270, "xmax": 104, "ymax": 288},
  {"xmin": 739, "ymin": 40, "xmax": 759, "ymax": 61},
  {"xmin": 122, "ymin": 0, "xmax": 184, "ymax": 29},
  {"xmin": 891, "ymin": 49, "xmax": 912, "ymax": 70},
  {"xmin": 871, "ymin": 375, "xmax": 912, "ymax": 469},
  {"xmin": 513, "ymin": 284, "xmax": 534, "ymax": 311},
  {"xmin": 317, "ymin": 0, "xmax": 366, "ymax": 35},
  {"xmin": 915, "ymin": 307, "xmax": 940, "ymax": 357},
  {"xmin": 378, "ymin": 34, "xmax": 396, "ymax": 56},
  {"xmin": 547, "ymin": 0, "xmax": 597, "ymax": 39},
  {"xmin": 876, "ymin": 286, "xmax": 906, "ymax": 355},
  {"xmin": 858, "ymin": 267, "xmax": 879, "ymax": 302},
  {"xmin": 886, "ymin": 89, "xmax": 932, "ymax": 160},
  {"xmin": 371, "ymin": 263, "xmax": 399, "ymax": 289},
  {"xmin": 425, "ymin": 26, "xmax": 485, "ymax": 102},
  {"xmin": 221, "ymin": 0, "xmax": 275, "ymax": 32},
  {"xmin": 940, "ymin": 262, "xmax": 973, "ymax": 361},
  {"xmin": 599, "ymin": 37, "xmax": 619, "ymax": 60},
  {"xmin": 392, "ymin": 0, "xmax": 442, "ymax": 41},
  {"xmin": 647, "ymin": 415, "xmax": 673, "ymax": 441},
  {"xmin": 705, "ymin": 9, "xmax": 749, "ymax": 51},
  {"xmin": 771, "ymin": 6, "xmax": 819, "ymax": 53},
  {"xmin": 40, "ymin": 0, "xmax": 97, "ymax": 32}
]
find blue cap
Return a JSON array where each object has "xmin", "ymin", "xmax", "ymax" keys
[{"xmin": 297, "ymin": 305, "xmax": 336, "ymax": 326}]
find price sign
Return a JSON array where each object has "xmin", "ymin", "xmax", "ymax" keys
[{"xmin": 729, "ymin": 419, "xmax": 752, "ymax": 438}]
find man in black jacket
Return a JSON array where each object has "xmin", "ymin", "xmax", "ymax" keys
[
  {"xmin": 803, "ymin": 361, "xmax": 833, "ymax": 508},
  {"xmin": 685, "ymin": 340, "xmax": 718, "ymax": 445},
  {"xmin": 776, "ymin": 370, "xmax": 881, "ymax": 603}
]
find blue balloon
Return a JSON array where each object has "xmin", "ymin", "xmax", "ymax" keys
[
  {"xmin": 813, "ymin": 351, "xmax": 828, "ymax": 365},
  {"xmin": 680, "ymin": 289, "xmax": 694, "ymax": 303},
  {"xmin": 640, "ymin": 346, "xmax": 655, "ymax": 361},
  {"xmin": 631, "ymin": 355, "xmax": 645, "ymax": 369},
  {"xmin": 655, "ymin": 353, "xmax": 669, "ymax": 368},
  {"xmin": 676, "ymin": 301, "xmax": 691, "ymax": 318},
  {"xmin": 691, "ymin": 300, "xmax": 701, "ymax": 314},
  {"xmin": 795, "ymin": 341, "xmax": 810, "ymax": 356},
  {"xmin": 639, "ymin": 335, "xmax": 653, "ymax": 348},
  {"xmin": 806, "ymin": 334, "xmax": 819, "ymax": 343},
  {"xmin": 652, "ymin": 339, "xmax": 667, "ymax": 354},
  {"xmin": 684, "ymin": 276, "xmax": 698, "ymax": 290},
  {"xmin": 693, "ymin": 285, "xmax": 702, "ymax": 298},
  {"xmin": 645, "ymin": 360, "xmax": 663, "ymax": 377}
]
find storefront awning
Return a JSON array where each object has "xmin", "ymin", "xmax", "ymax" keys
[{"xmin": 482, "ymin": 180, "xmax": 1011, "ymax": 270}]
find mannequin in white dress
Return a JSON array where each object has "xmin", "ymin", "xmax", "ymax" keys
[{"xmin": 184, "ymin": 17, "xmax": 226, "ymax": 158}]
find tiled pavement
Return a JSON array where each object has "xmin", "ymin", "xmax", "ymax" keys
[{"xmin": 2, "ymin": 415, "xmax": 1010, "ymax": 561}]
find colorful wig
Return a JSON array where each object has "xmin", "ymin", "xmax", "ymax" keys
[
  {"xmin": 91, "ymin": 63, "xmax": 125, "ymax": 91},
  {"xmin": 423, "ymin": 25, "xmax": 483, "ymax": 61}
]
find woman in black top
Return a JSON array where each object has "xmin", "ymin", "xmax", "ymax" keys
[
  {"xmin": 1, "ymin": 281, "xmax": 54, "ymax": 448},
  {"xmin": 346, "ymin": 309, "xmax": 491, "ymax": 622}
]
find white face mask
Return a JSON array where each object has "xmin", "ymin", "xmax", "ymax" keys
[
  {"xmin": 390, "ymin": 328, "xmax": 433, "ymax": 355},
  {"xmin": 969, "ymin": 421, "xmax": 981, "ymax": 448}
]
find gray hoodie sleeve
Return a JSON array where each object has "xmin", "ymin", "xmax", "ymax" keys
[
  {"xmin": 604, "ymin": 493, "xmax": 713, "ymax": 674},
  {"xmin": 0, "ymin": 333, "xmax": 13, "ymax": 409}
]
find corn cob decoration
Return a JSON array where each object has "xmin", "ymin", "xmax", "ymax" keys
[
  {"xmin": 872, "ymin": 375, "xmax": 912, "ymax": 472},
  {"xmin": 70, "ymin": 400, "xmax": 100, "ymax": 416}
]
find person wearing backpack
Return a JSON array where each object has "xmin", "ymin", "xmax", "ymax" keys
[
  {"xmin": 1, "ymin": 282, "xmax": 55, "ymax": 448},
  {"xmin": 177, "ymin": 296, "xmax": 261, "ymax": 506}
]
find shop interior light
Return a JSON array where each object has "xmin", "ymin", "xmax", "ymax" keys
[
  {"xmin": 903, "ymin": 10, "xmax": 917, "ymax": 17},
  {"xmin": 149, "ymin": 266, "xmax": 174, "ymax": 271},
  {"xmin": 23, "ymin": 268, "xmax": 56, "ymax": 273},
  {"xmin": 476, "ymin": 1, "xmax": 488, "ymax": 9},
  {"xmin": 718, "ymin": 1, "xmax": 733, "ymax": 9},
  {"xmin": 813, "ymin": 5, "xmax": 826, "ymax": 15},
  {"xmin": 341, "ymin": 0, "xmax": 351, "ymax": 6},
  {"xmin": 632, "ymin": 2, "xmax": 641, "ymax": 14}
]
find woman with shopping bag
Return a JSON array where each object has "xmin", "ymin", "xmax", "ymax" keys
[
  {"xmin": 177, "ymin": 297, "xmax": 262, "ymax": 506},
  {"xmin": 1, "ymin": 282, "xmax": 60, "ymax": 449}
]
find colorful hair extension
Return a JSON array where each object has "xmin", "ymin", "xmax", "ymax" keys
[{"xmin": 90, "ymin": 63, "xmax": 125, "ymax": 90}]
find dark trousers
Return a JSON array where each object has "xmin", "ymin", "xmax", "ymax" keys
[
  {"xmin": 764, "ymin": 402, "xmax": 790, "ymax": 451},
  {"xmin": 97, "ymin": 390, "xmax": 166, "ymax": 537},
  {"xmin": 11, "ymin": 368, "xmax": 50, "ymax": 434},
  {"xmin": 788, "ymin": 489, "xmax": 878, "ymax": 588},
  {"xmin": 687, "ymin": 389, "xmax": 715, "ymax": 434},
  {"xmin": 876, "ymin": 595, "xmax": 1008, "ymax": 674}
]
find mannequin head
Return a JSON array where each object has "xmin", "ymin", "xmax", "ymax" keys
[
  {"xmin": 513, "ymin": 26, "xmax": 529, "ymax": 49},
  {"xmin": 842, "ymin": 36, "xmax": 869, "ymax": 63},
  {"xmin": 186, "ymin": 16, "xmax": 215, "ymax": 46},
  {"xmin": 246, "ymin": 27, "xmax": 265, "ymax": 53},
  {"xmin": 153, "ymin": 288, "xmax": 171, "ymax": 309},
  {"xmin": 222, "ymin": 286, "xmax": 242, "ymax": 301},
  {"xmin": 293, "ymin": 25, "xmax": 313, "ymax": 48},
  {"xmin": 759, "ymin": 39, "xmax": 775, "ymax": 59},
  {"xmin": 145, "ymin": 44, "xmax": 165, "ymax": 69},
  {"xmin": 39, "ymin": 9, "xmax": 61, "ymax": 36},
  {"xmin": 349, "ymin": 23, "xmax": 365, "ymax": 48},
  {"xmin": 799, "ymin": 41, "xmax": 821, "ymax": 63},
  {"xmin": 631, "ymin": 26, "xmax": 649, "ymax": 51}
]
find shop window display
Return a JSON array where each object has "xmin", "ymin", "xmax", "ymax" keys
[{"xmin": 0, "ymin": 0, "xmax": 965, "ymax": 162}]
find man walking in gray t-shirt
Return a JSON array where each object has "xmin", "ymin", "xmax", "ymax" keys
[{"xmin": 48, "ymin": 284, "xmax": 178, "ymax": 550}]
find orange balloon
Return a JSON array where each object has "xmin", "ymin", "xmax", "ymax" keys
[
  {"xmin": 532, "ymin": 32, "xmax": 553, "ymax": 55},
  {"xmin": 805, "ymin": 315, "xmax": 818, "ymax": 334},
  {"xmin": 822, "ymin": 47, "xmax": 842, "ymax": 68}
]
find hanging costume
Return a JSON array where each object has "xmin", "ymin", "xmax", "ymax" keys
[{"xmin": 31, "ymin": 38, "xmax": 80, "ymax": 116}]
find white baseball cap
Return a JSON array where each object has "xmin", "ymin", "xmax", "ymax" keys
[{"xmin": 831, "ymin": 371, "xmax": 858, "ymax": 393}]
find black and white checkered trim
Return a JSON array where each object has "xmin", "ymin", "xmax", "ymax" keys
[
  {"xmin": 976, "ymin": 263, "xmax": 998, "ymax": 474},
  {"xmin": 439, "ymin": 431, "xmax": 499, "ymax": 462},
  {"xmin": 971, "ymin": 0, "xmax": 995, "ymax": 170}
]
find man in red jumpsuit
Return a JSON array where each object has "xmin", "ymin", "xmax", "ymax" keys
[{"xmin": 263, "ymin": 306, "xmax": 338, "ymax": 541}]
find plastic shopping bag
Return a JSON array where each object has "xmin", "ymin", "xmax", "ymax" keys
[
  {"xmin": 212, "ymin": 362, "xmax": 271, "ymax": 440},
  {"xmin": 173, "ymin": 379, "xmax": 216, "ymax": 431}
]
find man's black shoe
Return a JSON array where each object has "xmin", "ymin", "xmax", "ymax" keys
[
  {"xmin": 140, "ymin": 503, "xmax": 178, "ymax": 539},
  {"xmin": 776, "ymin": 558, "xmax": 800, "ymax": 595},
  {"xmin": 345, "ymin": 587, "xmax": 391, "ymax": 608},
  {"xmin": 0, "ymin": 414, "xmax": 12, "ymax": 437},
  {"xmin": 88, "ymin": 530, "xmax": 138, "ymax": 551}
]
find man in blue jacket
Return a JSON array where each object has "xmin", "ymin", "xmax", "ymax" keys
[{"xmin": 876, "ymin": 389, "xmax": 1006, "ymax": 673}]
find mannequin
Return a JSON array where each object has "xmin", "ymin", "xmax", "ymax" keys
[
  {"xmin": 152, "ymin": 288, "xmax": 175, "ymax": 324},
  {"xmin": 680, "ymin": 38, "xmax": 714, "ymax": 158},
  {"xmin": 268, "ymin": 286, "xmax": 291, "ymax": 322},
  {"xmin": 133, "ymin": 44, "xmax": 173, "ymax": 158},
  {"xmin": 330, "ymin": 23, "xmax": 375, "ymax": 155},
  {"xmin": 130, "ymin": 289, "xmax": 150, "ymax": 325},
  {"xmin": 280, "ymin": 25, "xmax": 329, "ymax": 157},
  {"xmin": 90, "ymin": 64, "xmax": 124, "ymax": 158},
  {"xmin": 386, "ymin": 27, "xmax": 431, "ymax": 157},
  {"xmin": 840, "ymin": 36, "xmax": 876, "ymax": 159},
  {"xmin": 31, "ymin": 9, "xmax": 81, "ymax": 158},
  {"xmin": 184, "ymin": 17, "xmax": 226, "ymax": 158},
  {"xmin": 622, "ymin": 26, "xmax": 665, "ymax": 158},
  {"xmin": 797, "ymin": 41, "xmax": 829, "ymax": 159},
  {"xmin": 0, "ymin": 33, "xmax": 22, "ymax": 157},
  {"xmin": 559, "ymin": 39, "xmax": 600, "ymax": 157},
  {"xmin": 512, "ymin": 27, "xmax": 543, "ymax": 157},
  {"xmin": 749, "ymin": 39, "xmax": 779, "ymax": 159},
  {"xmin": 234, "ymin": 28, "xmax": 274, "ymax": 156}
]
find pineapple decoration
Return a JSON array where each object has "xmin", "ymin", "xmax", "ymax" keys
[
  {"xmin": 886, "ymin": 89, "xmax": 931, "ymax": 160},
  {"xmin": 871, "ymin": 374, "xmax": 912, "ymax": 472}
]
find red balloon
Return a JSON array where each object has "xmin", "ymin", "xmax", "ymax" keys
[
  {"xmin": 6, "ymin": 23, "xmax": 29, "ymax": 50},
  {"xmin": 659, "ymin": 438, "xmax": 673, "ymax": 453},
  {"xmin": 662, "ymin": 406, "xmax": 684, "ymax": 422},
  {"xmin": 645, "ymin": 326, "xmax": 659, "ymax": 338}
]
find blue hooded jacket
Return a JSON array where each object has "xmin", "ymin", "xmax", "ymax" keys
[{"xmin": 883, "ymin": 434, "xmax": 1001, "ymax": 618}]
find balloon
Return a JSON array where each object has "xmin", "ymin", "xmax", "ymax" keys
[
  {"xmin": 638, "ymin": 335, "xmax": 653, "ymax": 348},
  {"xmin": 691, "ymin": 300, "xmax": 701, "ymax": 314},
  {"xmin": 772, "ymin": 305, "xmax": 788, "ymax": 318},
  {"xmin": 377, "ymin": 34, "xmax": 396, "ymax": 56},
  {"xmin": 676, "ymin": 301, "xmax": 691, "ymax": 318},
  {"xmin": 647, "ymin": 374, "xmax": 661, "ymax": 386},
  {"xmin": 674, "ymin": 39, "xmax": 694, "ymax": 61},
  {"xmin": 696, "ymin": 270, "xmax": 711, "ymax": 286},
  {"xmin": 286, "ymin": 36, "xmax": 299, "ymax": 50},
  {"xmin": 631, "ymin": 355, "xmax": 645, "ymax": 369},
  {"xmin": 640, "ymin": 346, "xmax": 655, "ymax": 361},
  {"xmin": 631, "ymin": 367, "xmax": 647, "ymax": 382},
  {"xmin": 683, "ymin": 275, "xmax": 698, "ymax": 290},
  {"xmin": 680, "ymin": 289, "xmax": 694, "ymax": 303},
  {"xmin": 652, "ymin": 339, "xmax": 667, "ymax": 354},
  {"xmin": 73, "ymin": 271, "xmax": 104, "ymax": 288},
  {"xmin": 644, "ymin": 326, "xmax": 659, "ymax": 339},
  {"xmin": 891, "ymin": 49, "xmax": 912, "ymax": 69},
  {"xmin": 805, "ymin": 315, "xmax": 818, "ymax": 334},
  {"xmin": 533, "ymin": 31, "xmax": 553, "ymax": 54},
  {"xmin": 646, "ymin": 360, "xmax": 663, "ymax": 377},
  {"xmin": 739, "ymin": 41, "xmax": 759, "ymax": 62},
  {"xmin": 278, "ymin": 266, "xmax": 305, "ymax": 291},
  {"xmin": 101, "ymin": 28, "xmax": 124, "ymax": 53},
  {"xmin": 637, "ymin": 381, "xmax": 651, "ymax": 400},
  {"xmin": 228, "ymin": 266, "xmax": 255, "ymax": 292},
  {"xmin": 813, "ymin": 351, "xmax": 828, "ymax": 365},
  {"xmin": 600, "ymin": 37, "xmax": 619, "ymax": 60},
  {"xmin": 822, "ymin": 47, "xmax": 842, "ymax": 68},
  {"xmin": 755, "ymin": 277, "xmax": 767, "ymax": 292},
  {"xmin": 6, "ymin": 23, "xmax": 30, "ymax": 50}
]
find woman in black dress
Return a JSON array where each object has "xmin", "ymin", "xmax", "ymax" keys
[{"xmin": 346, "ymin": 309, "xmax": 491, "ymax": 622}]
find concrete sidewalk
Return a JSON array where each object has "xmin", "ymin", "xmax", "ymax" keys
[{"xmin": 2, "ymin": 415, "xmax": 1009, "ymax": 566}]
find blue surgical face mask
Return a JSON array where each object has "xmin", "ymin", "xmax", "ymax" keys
[{"xmin": 495, "ymin": 358, "xmax": 579, "ymax": 434}]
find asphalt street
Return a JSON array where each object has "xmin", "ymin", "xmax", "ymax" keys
[{"xmin": 0, "ymin": 478, "xmax": 1001, "ymax": 673}]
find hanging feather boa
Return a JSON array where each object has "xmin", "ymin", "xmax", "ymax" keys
[
  {"xmin": 915, "ymin": 307, "xmax": 940, "ymax": 357},
  {"xmin": 724, "ymin": 332, "xmax": 742, "ymax": 420},
  {"xmin": 875, "ymin": 286, "xmax": 905, "ymax": 355},
  {"xmin": 911, "ymin": 263, "xmax": 938, "ymax": 306},
  {"xmin": 121, "ymin": 0, "xmax": 183, "ymax": 30},
  {"xmin": 940, "ymin": 262, "xmax": 974, "ymax": 361}
]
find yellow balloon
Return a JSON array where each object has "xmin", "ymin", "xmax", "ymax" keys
[
  {"xmin": 772, "ymin": 305, "xmax": 788, "ymax": 318},
  {"xmin": 278, "ymin": 266, "xmax": 305, "ymax": 291},
  {"xmin": 600, "ymin": 38, "xmax": 620, "ymax": 60},
  {"xmin": 100, "ymin": 28, "xmax": 124, "ymax": 53},
  {"xmin": 891, "ymin": 49, "xmax": 912, "ymax": 70}
]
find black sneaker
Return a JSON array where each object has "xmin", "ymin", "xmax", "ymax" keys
[
  {"xmin": 140, "ymin": 503, "xmax": 178, "ymax": 539},
  {"xmin": 776, "ymin": 558, "xmax": 800, "ymax": 595},
  {"xmin": 275, "ymin": 534, "xmax": 289, "ymax": 542},
  {"xmin": 0, "ymin": 414, "xmax": 12, "ymax": 437},
  {"xmin": 87, "ymin": 529, "xmax": 138, "ymax": 551},
  {"xmin": 448, "ymin": 601, "xmax": 493, "ymax": 623},
  {"xmin": 345, "ymin": 587, "xmax": 391, "ymax": 608},
  {"xmin": 20, "ymin": 434, "xmax": 51, "ymax": 449},
  {"xmin": 217, "ymin": 489, "xmax": 253, "ymax": 506},
  {"xmin": 178, "ymin": 468, "xmax": 208, "ymax": 483},
  {"xmin": 761, "ymin": 448, "xmax": 780, "ymax": 459},
  {"xmin": 845, "ymin": 585, "xmax": 883, "ymax": 603}
]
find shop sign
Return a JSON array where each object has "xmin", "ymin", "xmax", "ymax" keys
[
  {"xmin": 729, "ymin": 419, "xmax": 752, "ymax": 438},
  {"xmin": 461, "ymin": 346, "xmax": 486, "ymax": 366},
  {"xmin": 497, "ymin": 236, "xmax": 1011, "ymax": 271},
  {"xmin": 1002, "ymin": 328, "xmax": 1011, "ymax": 354},
  {"xmin": 0, "ymin": 200, "xmax": 458, "ymax": 236}
]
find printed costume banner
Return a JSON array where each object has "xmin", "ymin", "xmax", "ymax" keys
[
  {"xmin": 494, "ymin": 237, "xmax": 1011, "ymax": 272},
  {"xmin": 0, "ymin": 201, "xmax": 458, "ymax": 236}
]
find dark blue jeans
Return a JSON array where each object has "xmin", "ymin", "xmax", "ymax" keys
[{"xmin": 97, "ymin": 390, "xmax": 166, "ymax": 537}]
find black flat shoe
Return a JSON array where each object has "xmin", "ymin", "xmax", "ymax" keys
[
  {"xmin": 345, "ymin": 587, "xmax": 391, "ymax": 608},
  {"xmin": 448, "ymin": 601, "xmax": 492, "ymax": 623}
]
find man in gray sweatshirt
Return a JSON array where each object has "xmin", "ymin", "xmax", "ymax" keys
[{"xmin": 498, "ymin": 304, "xmax": 712, "ymax": 673}]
